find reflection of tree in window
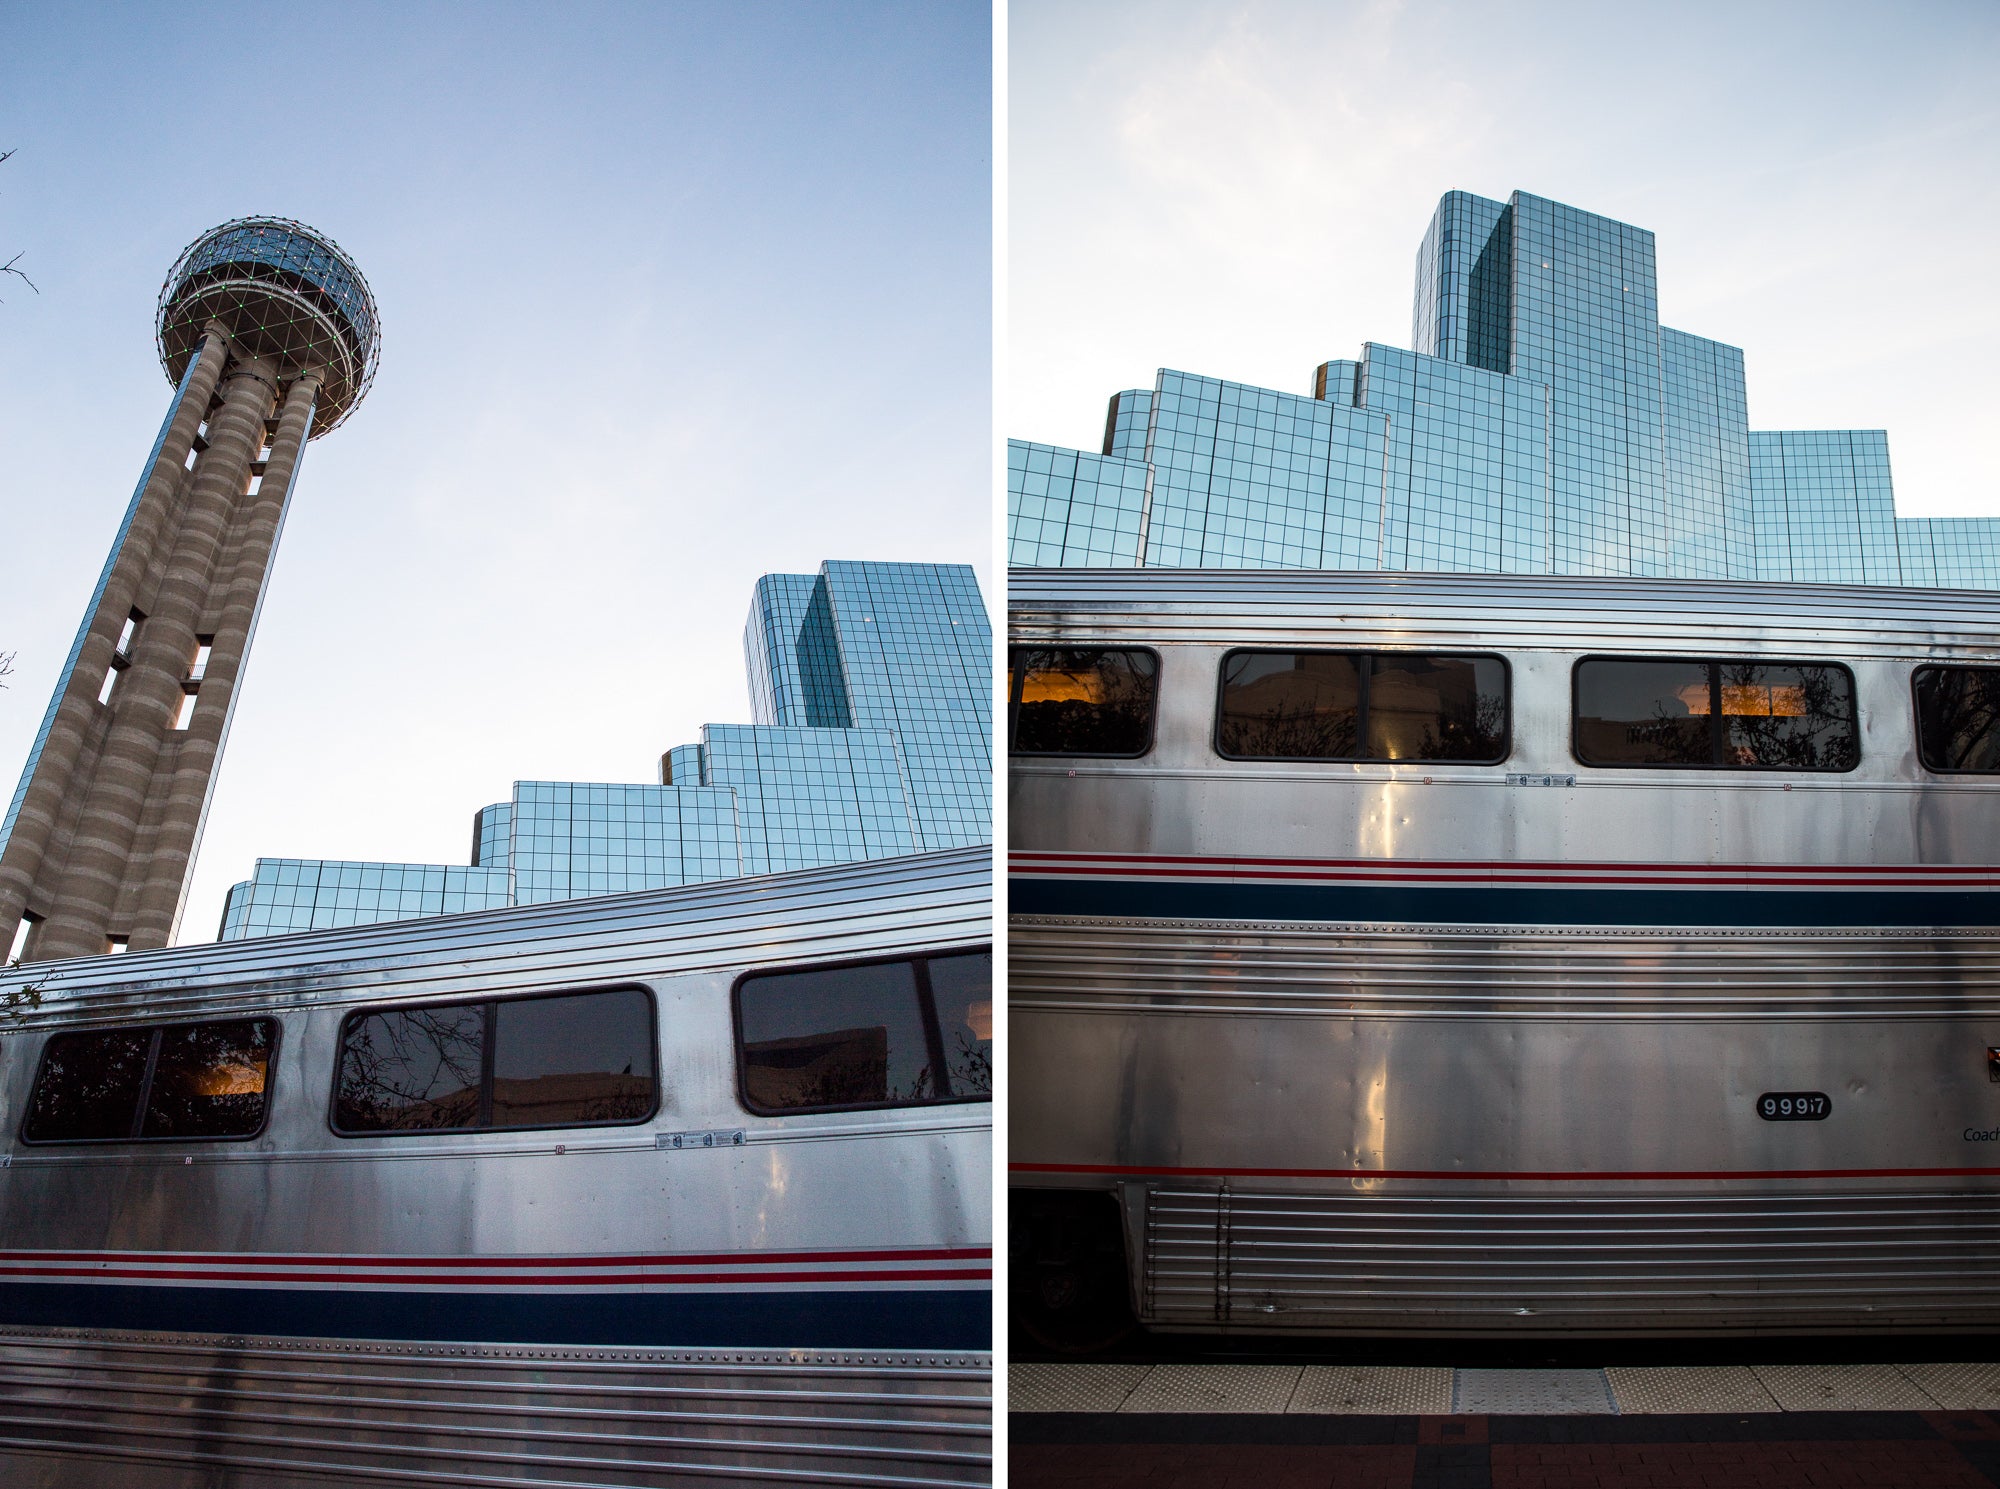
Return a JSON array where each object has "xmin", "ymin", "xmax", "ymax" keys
[
  {"xmin": 145, "ymin": 1020, "xmax": 272, "ymax": 1138},
  {"xmin": 25, "ymin": 1019, "xmax": 276, "ymax": 1142},
  {"xmin": 1718, "ymin": 663, "xmax": 1855, "ymax": 769},
  {"xmin": 1917, "ymin": 667, "xmax": 2000, "ymax": 771},
  {"xmin": 1222, "ymin": 653, "xmax": 1504, "ymax": 762},
  {"xmin": 336, "ymin": 1007, "xmax": 484, "ymax": 1131},
  {"xmin": 1012, "ymin": 649, "xmax": 1156, "ymax": 754},
  {"xmin": 928, "ymin": 951, "xmax": 993, "ymax": 1098},
  {"xmin": 738, "ymin": 954, "xmax": 993, "ymax": 1113},
  {"xmin": 25, "ymin": 1030, "xmax": 151, "ymax": 1140}
]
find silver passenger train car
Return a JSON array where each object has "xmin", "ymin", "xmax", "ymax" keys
[
  {"xmin": 1009, "ymin": 569, "xmax": 2000, "ymax": 1346},
  {"xmin": 0, "ymin": 848, "xmax": 991, "ymax": 1486}
]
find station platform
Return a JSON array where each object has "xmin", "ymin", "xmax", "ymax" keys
[{"xmin": 1011, "ymin": 1363, "xmax": 2000, "ymax": 1486}]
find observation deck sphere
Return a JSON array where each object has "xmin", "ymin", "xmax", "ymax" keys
[{"xmin": 156, "ymin": 218, "xmax": 380, "ymax": 437}]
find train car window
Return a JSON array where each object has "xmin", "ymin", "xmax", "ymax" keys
[
  {"xmin": 1914, "ymin": 666, "xmax": 2000, "ymax": 773},
  {"xmin": 735, "ymin": 949, "xmax": 993, "ymax": 1115},
  {"xmin": 1217, "ymin": 650, "xmax": 1508, "ymax": 763},
  {"xmin": 1574, "ymin": 658, "xmax": 1858, "ymax": 770},
  {"xmin": 491, "ymin": 988, "xmax": 654, "ymax": 1128},
  {"xmin": 332, "ymin": 987, "xmax": 657, "ymax": 1136},
  {"xmin": 143, "ymin": 1020, "xmax": 275, "ymax": 1139},
  {"xmin": 924, "ymin": 951, "xmax": 993, "ymax": 1098},
  {"xmin": 23, "ymin": 1018, "xmax": 277, "ymax": 1143},
  {"xmin": 1008, "ymin": 647, "xmax": 1157, "ymax": 756},
  {"xmin": 335, "ymin": 1004, "xmax": 486, "ymax": 1131}
]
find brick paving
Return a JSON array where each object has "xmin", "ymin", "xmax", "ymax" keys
[{"xmin": 1011, "ymin": 1411, "xmax": 2000, "ymax": 1487}]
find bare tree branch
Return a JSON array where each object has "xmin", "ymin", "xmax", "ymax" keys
[{"xmin": 0, "ymin": 148, "xmax": 31, "ymax": 302}]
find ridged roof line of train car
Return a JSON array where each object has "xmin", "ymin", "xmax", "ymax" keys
[
  {"xmin": 1008, "ymin": 568, "xmax": 2000, "ymax": 656},
  {"xmin": 0, "ymin": 846, "xmax": 990, "ymax": 1027}
]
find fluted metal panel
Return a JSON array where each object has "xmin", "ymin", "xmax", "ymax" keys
[
  {"xmin": 1009, "ymin": 567, "xmax": 2000, "ymax": 661},
  {"xmin": 1142, "ymin": 1186, "xmax": 2000, "ymax": 1335},
  {"xmin": 1012, "ymin": 920, "xmax": 2000, "ymax": 1021},
  {"xmin": 0, "ymin": 1329, "xmax": 989, "ymax": 1487}
]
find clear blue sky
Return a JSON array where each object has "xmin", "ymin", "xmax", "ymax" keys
[
  {"xmin": 0, "ymin": 2, "xmax": 991, "ymax": 943},
  {"xmin": 1011, "ymin": 0, "xmax": 2000, "ymax": 522}
]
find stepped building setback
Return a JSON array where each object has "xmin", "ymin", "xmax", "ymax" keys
[
  {"xmin": 218, "ymin": 560, "xmax": 990, "ymax": 939},
  {"xmin": 1010, "ymin": 188, "xmax": 2000, "ymax": 585}
]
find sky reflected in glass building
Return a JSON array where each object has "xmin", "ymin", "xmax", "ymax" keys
[
  {"xmin": 1010, "ymin": 188, "xmax": 2000, "ymax": 586},
  {"xmin": 218, "ymin": 561, "xmax": 989, "ymax": 939}
]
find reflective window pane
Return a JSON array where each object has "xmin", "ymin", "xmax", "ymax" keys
[
  {"xmin": 926, "ymin": 952, "xmax": 992, "ymax": 1099},
  {"xmin": 334, "ymin": 1004, "xmax": 485, "ymax": 1132},
  {"xmin": 1916, "ymin": 666, "xmax": 2000, "ymax": 773},
  {"xmin": 1365, "ymin": 654, "xmax": 1507, "ymax": 762},
  {"xmin": 738, "ymin": 960, "xmax": 932, "ymax": 1112},
  {"xmin": 1220, "ymin": 651, "xmax": 1506, "ymax": 763},
  {"xmin": 24, "ymin": 1029, "xmax": 152, "ymax": 1141},
  {"xmin": 1219, "ymin": 652, "xmax": 1360, "ymax": 758},
  {"xmin": 1574, "ymin": 658, "xmax": 1716, "ymax": 765},
  {"xmin": 1575, "ymin": 658, "xmax": 1857, "ymax": 770},
  {"xmin": 1010, "ymin": 648, "xmax": 1157, "ymax": 756},
  {"xmin": 1718, "ymin": 663, "xmax": 1856, "ymax": 769},
  {"xmin": 143, "ymin": 1019, "xmax": 274, "ymax": 1139},
  {"xmin": 491, "ymin": 989, "xmax": 655, "ymax": 1128}
]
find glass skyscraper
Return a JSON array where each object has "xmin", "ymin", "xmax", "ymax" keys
[
  {"xmin": 218, "ymin": 560, "xmax": 990, "ymax": 939},
  {"xmin": 1010, "ymin": 189, "xmax": 2000, "ymax": 586}
]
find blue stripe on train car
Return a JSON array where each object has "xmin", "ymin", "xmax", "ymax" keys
[
  {"xmin": 0, "ymin": 1284, "xmax": 992, "ymax": 1351},
  {"xmin": 1009, "ymin": 877, "xmax": 2000, "ymax": 928}
]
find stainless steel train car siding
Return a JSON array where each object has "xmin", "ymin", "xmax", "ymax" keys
[
  {"xmin": 1009, "ymin": 570, "xmax": 2000, "ymax": 1341},
  {"xmin": 0, "ymin": 847, "xmax": 991, "ymax": 1487}
]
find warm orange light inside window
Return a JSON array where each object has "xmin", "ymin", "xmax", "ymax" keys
[
  {"xmin": 196, "ymin": 1059, "xmax": 266, "ymax": 1096},
  {"xmin": 965, "ymin": 999, "xmax": 992, "ymax": 1042},
  {"xmin": 1021, "ymin": 670, "xmax": 1104, "ymax": 705},
  {"xmin": 1676, "ymin": 684, "xmax": 1807, "ymax": 717}
]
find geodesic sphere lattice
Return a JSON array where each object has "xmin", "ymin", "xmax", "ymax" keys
[{"xmin": 156, "ymin": 218, "xmax": 380, "ymax": 437}]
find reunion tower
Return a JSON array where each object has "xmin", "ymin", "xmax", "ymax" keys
[{"xmin": 0, "ymin": 219, "xmax": 379, "ymax": 963}]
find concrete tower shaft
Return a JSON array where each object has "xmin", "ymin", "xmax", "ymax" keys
[{"xmin": 0, "ymin": 219, "xmax": 377, "ymax": 963}]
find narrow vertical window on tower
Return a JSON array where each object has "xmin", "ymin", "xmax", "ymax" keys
[
  {"xmin": 7, "ymin": 912, "xmax": 38, "ymax": 964},
  {"xmin": 100, "ymin": 608, "xmax": 146, "ymax": 704}
]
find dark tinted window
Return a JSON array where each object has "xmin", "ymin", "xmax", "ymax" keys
[
  {"xmin": 24, "ymin": 1019, "xmax": 276, "ymax": 1143},
  {"xmin": 1915, "ymin": 666, "xmax": 2000, "ymax": 773},
  {"xmin": 1009, "ymin": 648, "xmax": 1157, "ymax": 755},
  {"xmin": 736, "ymin": 950, "xmax": 992, "ymax": 1115},
  {"xmin": 1574, "ymin": 658, "xmax": 1858, "ymax": 770},
  {"xmin": 491, "ymin": 989, "xmax": 654, "ymax": 1128},
  {"xmin": 334, "ymin": 1004, "xmax": 485, "ymax": 1132},
  {"xmin": 1219, "ymin": 650, "xmax": 1507, "ymax": 763},
  {"xmin": 144, "ymin": 1020, "xmax": 275, "ymax": 1139},
  {"xmin": 925, "ymin": 952, "xmax": 992, "ymax": 1099},
  {"xmin": 334, "ymin": 987, "xmax": 655, "ymax": 1135}
]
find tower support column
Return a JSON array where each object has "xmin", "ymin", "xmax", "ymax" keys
[
  {"xmin": 128, "ymin": 369, "xmax": 321, "ymax": 946},
  {"xmin": 28, "ymin": 357, "xmax": 278, "ymax": 961},
  {"xmin": 1, "ymin": 216, "xmax": 377, "ymax": 965},
  {"xmin": 0, "ymin": 327, "xmax": 229, "ymax": 956}
]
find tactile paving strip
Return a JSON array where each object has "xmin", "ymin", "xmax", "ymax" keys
[
  {"xmin": 1895, "ymin": 1362, "xmax": 2000, "ymax": 1411},
  {"xmin": 1453, "ymin": 1367, "xmax": 1615, "ymax": 1414},
  {"xmin": 1606, "ymin": 1365, "xmax": 1782, "ymax": 1414},
  {"xmin": 1751, "ymin": 1363, "xmax": 1937, "ymax": 1411},
  {"xmin": 1118, "ymin": 1364, "xmax": 1302, "ymax": 1414},
  {"xmin": 1289, "ymin": 1365, "xmax": 1453, "ymax": 1414},
  {"xmin": 1008, "ymin": 1363, "xmax": 1152, "ymax": 1413}
]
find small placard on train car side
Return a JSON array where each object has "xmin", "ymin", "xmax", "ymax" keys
[{"xmin": 1756, "ymin": 1092, "xmax": 1831, "ymax": 1121}]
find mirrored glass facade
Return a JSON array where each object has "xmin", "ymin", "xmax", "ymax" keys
[
  {"xmin": 1009, "ymin": 188, "xmax": 2000, "ymax": 586},
  {"xmin": 219, "ymin": 560, "xmax": 990, "ymax": 940}
]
